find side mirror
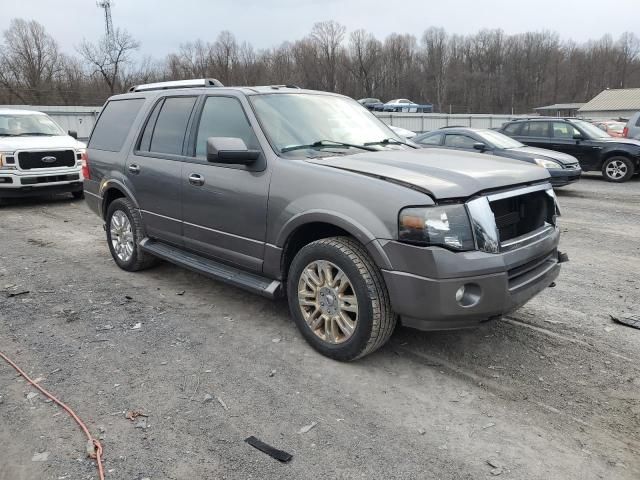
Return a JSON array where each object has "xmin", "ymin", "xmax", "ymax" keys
[
  {"xmin": 473, "ymin": 142, "xmax": 487, "ymax": 152},
  {"xmin": 68, "ymin": 130, "xmax": 78, "ymax": 139},
  {"xmin": 206, "ymin": 137, "xmax": 260, "ymax": 165},
  {"xmin": 573, "ymin": 133, "xmax": 584, "ymax": 141}
]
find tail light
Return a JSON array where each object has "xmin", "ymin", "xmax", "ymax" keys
[
  {"xmin": 623, "ymin": 126, "xmax": 629, "ymax": 138},
  {"xmin": 80, "ymin": 150, "xmax": 90, "ymax": 180}
]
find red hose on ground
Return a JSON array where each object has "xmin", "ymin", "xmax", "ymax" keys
[{"xmin": 0, "ymin": 350, "xmax": 105, "ymax": 480}]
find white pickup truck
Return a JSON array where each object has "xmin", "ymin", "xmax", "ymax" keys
[{"xmin": 0, "ymin": 108, "xmax": 86, "ymax": 205}]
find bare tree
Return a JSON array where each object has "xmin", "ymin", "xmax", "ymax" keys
[
  {"xmin": 311, "ymin": 21, "xmax": 346, "ymax": 91},
  {"xmin": 0, "ymin": 19, "xmax": 61, "ymax": 104},
  {"xmin": 78, "ymin": 28, "xmax": 140, "ymax": 94}
]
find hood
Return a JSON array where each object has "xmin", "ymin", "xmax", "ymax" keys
[
  {"xmin": 0, "ymin": 135, "xmax": 85, "ymax": 152},
  {"xmin": 598, "ymin": 137, "xmax": 640, "ymax": 147},
  {"xmin": 506, "ymin": 146, "xmax": 578, "ymax": 165},
  {"xmin": 306, "ymin": 148, "xmax": 550, "ymax": 200}
]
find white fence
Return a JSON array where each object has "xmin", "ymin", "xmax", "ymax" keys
[{"xmin": 374, "ymin": 113, "xmax": 530, "ymax": 133}]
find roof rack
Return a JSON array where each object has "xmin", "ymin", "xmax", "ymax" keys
[
  {"xmin": 129, "ymin": 78, "xmax": 224, "ymax": 92},
  {"xmin": 269, "ymin": 84, "xmax": 302, "ymax": 90},
  {"xmin": 439, "ymin": 125, "xmax": 468, "ymax": 129}
]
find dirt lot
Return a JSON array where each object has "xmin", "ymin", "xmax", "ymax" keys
[{"xmin": 1, "ymin": 173, "xmax": 639, "ymax": 480}]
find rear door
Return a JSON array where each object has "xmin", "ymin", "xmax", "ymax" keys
[
  {"xmin": 517, "ymin": 121, "xmax": 552, "ymax": 149},
  {"xmin": 180, "ymin": 95, "xmax": 270, "ymax": 272},
  {"xmin": 126, "ymin": 95, "xmax": 198, "ymax": 246}
]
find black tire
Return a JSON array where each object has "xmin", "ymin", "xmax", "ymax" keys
[
  {"xmin": 287, "ymin": 236, "xmax": 396, "ymax": 361},
  {"xmin": 602, "ymin": 156, "xmax": 635, "ymax": 183},
  {"xmin": 105, "ymin": 197, "xmax": 158, "ymax": 272},
  {"xmin": 72, "ymin": 189, "xmax": 84, "ymax": 200}
]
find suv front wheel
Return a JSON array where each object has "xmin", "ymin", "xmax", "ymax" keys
[
  {"xmin": 106, "ymin": 198, "xmax": 158, "ymax": 271},
  {"xmin": 287, "ymin": 236, "xmax": 396, "ymax": 361},
  {"xmin": 602, "ymin": 156, "xmax": 635, "ymax": 182}
]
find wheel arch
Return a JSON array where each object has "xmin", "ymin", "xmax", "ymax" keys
[{"xmin": 100, "ymin": 180, "xmax": 139, "ymax": 219}]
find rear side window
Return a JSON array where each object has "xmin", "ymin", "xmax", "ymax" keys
[
  {"xmin": 148, "ymin": 96, "xmax": 197, "ymax": 155},
  {"xmin": 195, "ymin": 96, "xmax": 259, "ymax": 158},
  {"xmin": 89, "ymin": 98, "xmax": 145, "ymax": 152},
  {"xmin": 523, "ymin": 122, "xmax": 550, "ymax": 137},
  {"xmin": 635, "ymin": 114, "xmax": 640, "ymax": 127},
  {"xmin": 503, "ymin": 123, "xmax": 522, "ymax": 135},
  {"xmin": 417, "ymin": 133, "xmax": 442, "ymax": 145}
]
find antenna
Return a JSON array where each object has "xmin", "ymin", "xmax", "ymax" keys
[{"xmin": 96, "ymin": 0, "xmax": 115, "ymax": 42}]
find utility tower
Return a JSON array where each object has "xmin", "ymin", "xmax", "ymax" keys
[{"xmin": 96, "ymin": 0, "xmax": 115, "ymax": 41}]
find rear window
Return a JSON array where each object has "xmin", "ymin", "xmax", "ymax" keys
[{"xmin": 89, "ymin": 98, "xmax": 145, "ymax": 152}]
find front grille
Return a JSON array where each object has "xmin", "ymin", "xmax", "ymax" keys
[
  {"xmin": 489, "ymin": 190, "xmax": 553, "ymax": 242},
  {"xmin": 508, "ymin": 250, "xmax": 557, "ymax": 291},
  {"xmin": 18, "ymin": 150, "xmax": 76, "ymax": 170},
  {"xmin": 20, "ymin": 174, "xmax": 80, "ymax": 185}
]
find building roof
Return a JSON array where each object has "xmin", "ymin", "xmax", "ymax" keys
[
  {"xmin": 578, "ymin": 88, "xmax": 640, "ymax": 112},
  {"xmin": 534, "ymin": 103, "xmax": 584, "ymax": 111}
]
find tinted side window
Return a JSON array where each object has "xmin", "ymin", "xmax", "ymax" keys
[
  {"xmin": 138, "ymin": 100, "xmax": 164, "ymax": 152},
  {"xmin": 503, "ymin": 123, "xmax": 522, "ymax": 135},
  {"xmin": 634, "ymin": 114, "xmax": 640, "ymax": 127},
  {"xmin": 524, "ymin": 122, "xmax": 550, "ymax": 137},
  {"xmin": 444, "ymin": 134, "xmax": 477, "ymax": 149},
  {"xmin": 149, "ymin": 96, "xmax": 197, "ymax": 155},
  {"xmin": 89, "ymin": 98, "xmax": 145, "ymax": 152},
  {"xmin": 195, "ymin": 96, "xmax": 259, "ymax": 158},
  {"xmin": 417, "ymin": 133, "xmax": 442, "ymax": 145},
  {"xmin": 552, "ymin": 122, "xmax": 579, "ymax": 139}
]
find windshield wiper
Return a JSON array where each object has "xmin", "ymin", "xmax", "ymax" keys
[
  {"xmin": 281, "ymin": 139, "xmax": 378, "ymax": 153},
  {"xmin": 364, "ymin": 137, "xmax": 417, "ymax": 148},
  {"xmin": 14, "ymin": 132, "xmax": 54, "ymax": 136}
]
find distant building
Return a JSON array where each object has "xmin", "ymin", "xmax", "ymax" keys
[
  {"xmin": 533, "ymin": 103, "xmax": 584, "ymax": 117},
  {"xmin": 578, "ymin": 88, "xmax": 640, "ymax": 121}
]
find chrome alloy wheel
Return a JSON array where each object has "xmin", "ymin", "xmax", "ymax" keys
[
  {"xmin": 297, "ymin": 260, "xmax": 359, "ymax": 344},
  {"xmin": 606, "ymin": 160, "xmax": 628, "ymax": 180},
  {"xmin": 110, "ymin": 210, "xmax": 134, "ymax": 262}
]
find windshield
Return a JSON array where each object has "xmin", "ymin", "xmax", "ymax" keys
[
  {"xmin": 0, "ymin": 113, "xmax": 64, "ymax": 136},
  {"xmin": 607, "ymin": 123, "xmax": 624, "ymax": 133},
  {"xmin": 572, "ymin": 120, "xmax": 611, "ymax": 139},
  {"xmin": 250, "ymin": 93, "xmax": 404, "ymax": 157},
  {"xmin": 476, "ymin": 129, "xmax": 525, "ymax": 149}
]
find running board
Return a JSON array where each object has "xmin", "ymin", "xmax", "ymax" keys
[{"xmin": 140, "ymin": 239, "xmax": 282, "ymax": 299}]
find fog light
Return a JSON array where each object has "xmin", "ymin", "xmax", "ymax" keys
[{"xmin": 455, "ymin": 283, "xmax": 482, "ymax": 308}]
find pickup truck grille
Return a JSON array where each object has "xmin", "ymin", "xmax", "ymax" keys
[
  {"xmin": 18, "ymin": 150, "xmax": 76, "ymax": 170},
  {"xmin": 489, "ymin": 190, "xmax": 552, "ymax": 242}
]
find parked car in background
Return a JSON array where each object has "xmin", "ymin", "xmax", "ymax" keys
[
  {"xmin": 0, "ymin": 109, "xmax": 85, "ymax": 205},
  {"xmin": 499, "ymin": 117, "xmax": 640, "ymax": 182},
  {"xmin": 389, "ymin": 125, "xmax": 417, "ymax": 139},
  {"xmin": 382, "ymin": 99, "xmax": 433, "ymax": 113},
  {"xmin": 84, "ymin": 79, "xmax": 565, "ymax": 361},
  {"xmin": 414, "ymin": 127, "xmax": 581, "ymax": 187},
  {"xmin": 358, "ymin": 98, "xmax": 384, "ymax": 111},
  {"xmin": 593, "ymin": 120, "xmax": 625, "ymax": 137},
  {"xmin": 623, "ymin": 112, "xmax": 640, "ymax": 139}
]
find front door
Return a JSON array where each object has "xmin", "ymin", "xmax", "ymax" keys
[
  {"xmin": 126, "ymin": 95, "xmax": 198, "ymax": 246},
  {"xmin": 181, "ymin": 95, "xmax": 270, "ymax": 272}
]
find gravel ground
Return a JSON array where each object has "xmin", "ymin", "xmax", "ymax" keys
[{"xmin": 0, "ymin": 173, "xmax": 639, "ymax": 480}]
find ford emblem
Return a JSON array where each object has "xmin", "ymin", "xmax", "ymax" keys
[{"xmin": 41, "ymin": 156, "xmax": 57, "ymax": 163}]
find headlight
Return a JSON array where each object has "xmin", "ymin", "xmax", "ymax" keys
[
  {"xmin": 534, "ymin": 158, "xmax": 561, "ymax": 169},
  {"xmin": 399, "ymin": 205, "xmax": 475, "ymax": 251},
  {"xmin": 0, "ymin": 152, "xmax": 16, "ymax": 169}
]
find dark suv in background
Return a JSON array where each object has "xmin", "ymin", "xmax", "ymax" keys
[
  {"xmin": 499, "ymin": 117, "xmax": 640, "ymax": 182},
  {"xmin": 83, "ymin": 79, "xmax": 565, "ymax": 361}
]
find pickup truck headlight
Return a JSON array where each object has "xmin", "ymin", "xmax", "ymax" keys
[
  {"xmin": 534, "ymin": 158, "xmax": 561, "ymax": 169},
  {"xmin": 399, "ymin": 205, "xmax": 475, "ymax": 251},
  {"xmin": 0, "ymin": 152, "xmax": 16, "ymax": 170}
]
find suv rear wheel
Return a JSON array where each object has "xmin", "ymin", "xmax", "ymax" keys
[
  {"xmin": 602, "ymin": 156, "xmax": 635, "ymax": 182},
  {"xmin": 287, "ymin": 236, "xmax": 396, "ymax": 361},
  {"xmin": 106, "ymin": 198, "xmax": 158, "ymax": 271}
]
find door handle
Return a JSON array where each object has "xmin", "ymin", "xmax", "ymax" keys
[
  {"xmin": 128, "ymin": 164, "xmax": 141, "ymax": 174},
  {"xmin": 188, "ymin": 173, "xmax": 205, "ymax": 186}
]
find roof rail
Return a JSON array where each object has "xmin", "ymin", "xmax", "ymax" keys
[
  {"xmin": 439, "ymin": 125, "xmax": 468, "ymax": 129},
  {"xmin": 269, "ymin": 84, "xmax": 302, "ymax": 90},
  {"xmin": 129, "ymin": 78, "xmax": 224, "ymax": 92}
]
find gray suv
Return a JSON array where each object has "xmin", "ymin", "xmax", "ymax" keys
[{"xmin": 85, "ymin": 79, "xmax": 566, "ymax": 361}]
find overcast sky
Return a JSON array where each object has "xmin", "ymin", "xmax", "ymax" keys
[{"xmin": 2, "ymin": 0, "xmax": 639, "ymax": 58}]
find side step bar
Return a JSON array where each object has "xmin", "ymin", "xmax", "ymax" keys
[{"xmin": 140, "ymin": 239, "xmax": 282, "ymax": 299}]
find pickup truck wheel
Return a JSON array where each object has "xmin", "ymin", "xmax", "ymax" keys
[
  {"xmin": 106, "ymin": 198, "xmax": 158, "ymax": 272},
  {"xmin": 602, "ymin": 156, "xmax": 635, "ymax": 182},
  {"xmin": 287, "ymin": 236, "xmax": 396, "ymax": 361}
]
